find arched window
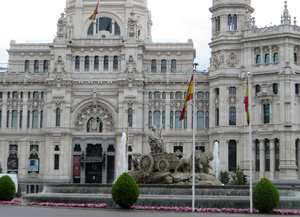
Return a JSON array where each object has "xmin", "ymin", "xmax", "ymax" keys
[
  {"xmin": 265, "ymin": 139, "xmax": 270, "ymax": 171},
  {"xmin": 94, "ymin": 56, "xmax": 99, "ymax": 69},
  {"xmin": 162, "ymin": 92, "xmax": 166, "ymax": 99},
  {"xmin": 228, "ymin": 14, "xmax": 237, "ymax": 30},
  {"xmin": 154, "ymin": 110, "xmax": 160, "ymax": 127},
  {"xmin": 274, "ymin": 53, "xmax": 279, "ymax": 62},
  {"xmin": 151, "ymin": 59, "xmax": 156, "ymax": 73},
  {"xmin": 275, "ymin": 139, "xmax": 280, "ymax": 171},
  {"xmin": 175, "ymin": 92, "xmax": 182, "ymax": 99},
  {"xmin": 255, "ymin": 140, "xmax": 260, "ymax": 171},
  {"xmin": 294, "ymin": 53, "xmax": 298, "ymax": 63},
  {"xmin": 32, "ymin": 110, "xmax": 39, "ymax": 128},
  {"xmin": 86, "ymin": 117, "xmax": 103, "ymax": 132},
  {"xmin": 170, "ymin": 91, "xmax": 174, "ymax": 99},
  {"xmin": 256, "ymin": 55, "xmax": 261, "ymax": 64},
  {"xmin": 43, "ymin": 60, "xmax": 48, "ymax": 72},
  {"xmin": 56, "ymin": 108, "xmax": 60, "ymax": 127},
  {"xmin": 34, "ymin": 60, "xmax": 39, "ymax": 72},
  {"xmin": 25, "ymin": 60, "xmax": 30, "ymax": 72},
  {"xmin": 149, "ymin": 92, "xmax": 152, "ymax": 99},
  {"xmin": 11, "ymin": 110, "xmax": 18, "ymax": 128},
  {"xmin": 154, "ymin": 91, "xmax": 160, "ymax": 99},
  {"xmin": 215, "ymin": 108, "xmax": 219, "ymax": 126},
  {"xmin": 84, "ymin": 56, "xmax": 89, "ymax": 69},
  {"xmin": 215, "ymin": 16, "xmax": 220, "ymax": 32},
  {"xmin": 128, "ymin": 108, "xmax": 133, "ymax": 127},
  {"xmin": 256, "ymin": 84, "xmax": 260, "ymax": 96},
  {"xmin": 229, "ymin": 86, "xmax": 236, "ymax": 94},
  {"xmin": 229, "ymin": 107, "xmax": 236, "ymax": 125},
  {"xmin": 75, "ymin": 56, "xmax": 80, "ymax": 69},
  {"xmin": 205, "ymin": 111, "xmax": 209, "ymax": 129},
  {"xmin": 161, "ymin": 59, "xmax": 166, "ymax": 73},
  {"xmin": 263, "ymin": 104, "xmax": 270, "ymax": 123},
  {"xmin": 228, "ymin": 140, "xmax": 237, "ymax": 171},
  {"xmin": 87, "ymin": 18, "xmax": 121, "ymax": 35},
  {"xmin": 104, "ymin": 56, "xmax": 108, "ymax": 69},
  {"xmin": 205, "ymin": 92, "xmax": 209, "ymax": 99},
  {"xmin": 171, "ymin": 59, "xmax": 176, "ymax": 72},
  {"xmin": 197, "ymin": 111, "xmax": 204, "ymax": 129},
  {"xmin": 113, "ymin": 56, "xmax": 118, "ymax": 69},
  {"xmin": 273, "ymin": 83, "xmax": 278, "ymax": 94},
  {"xmin": 33, "ymin": 91, "xmax": 39, "ymax": 98},
  {"xmin": 265, "ymin": 54, "xmax": 270, "ymax": 63},
  {"xmin": 13, "ymin": 91, "xmax": 18, "ymax": 98},
  {"xmin": 197, "ymin": 91, "xmax": 204, "ymax": 99}
]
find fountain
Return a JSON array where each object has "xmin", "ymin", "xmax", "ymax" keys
[
  {"xmin": 213, "ymin": 141, "xmax": 219, "ymax": 180},
  {"xmin": 115, "ymin": 132, "xmax": 127, "ymax": 181}
]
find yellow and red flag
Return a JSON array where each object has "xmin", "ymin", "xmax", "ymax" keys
[
  {"xmin": 180, "ymin": 75, "xmax": 194, "ymax": 121},
  {"xmin": 244, "ymin": 79, "xmax": 250, "ymax": 125},
  {"xmin": 89, "ymin": 2, "xmax": 99, "ymax": 20}
]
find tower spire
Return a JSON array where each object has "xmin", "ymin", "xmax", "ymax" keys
[{"xmin": 281, "ymin": 1, "xmax": 291, "ymax": 25}]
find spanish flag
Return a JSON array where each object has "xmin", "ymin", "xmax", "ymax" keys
[
  {"xmin": 244, "ymin": 79, "xmax": 250, "ymax": 125},
  {"xmin": 89, "ymin": 2, "xmax": 99, "ymax": 20},
  {"xmin": 180, "ymin": 75, "xmax": 194, "ymax": 121}
]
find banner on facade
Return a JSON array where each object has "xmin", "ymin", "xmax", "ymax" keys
[
  {"xmin": 73, "ymin": 156, "xmax": 81, "ymax": 176},
  {"xmin": 28, "ymin": 159, "xmax": 39, "ymax": 172},
  {"xmin": 7, "ymin": 158, "xmax": 18, "ymax": 172}
]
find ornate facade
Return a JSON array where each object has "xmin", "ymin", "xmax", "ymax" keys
[{"xmin": 1, "ymin": 0, "xmax": 300, "ymax": 194}]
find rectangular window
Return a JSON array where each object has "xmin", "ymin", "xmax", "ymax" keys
[
  {"xmin": 104, "ymin": 56, "xmax": 108, "ymax": 69},
  {"xmin": 56, "ymin": 108, "xmax": 61, "ymax": 127},
  {"xmin": 175, "ymin": 111, "xmax": 181, "ymax": 129},
  {"xmin": 161, "ymin": 59, "xmax": 166, "ymax": 73},
  {"xmin": 255, "ymin": 140, "xmax": 260, "ymax": 172},
  {"xmin": 107, "ymin": 156, "xmax": 115, "ymax": 183},
  {"xmin": 228, "ymin": 140, "xmax": 237, "ymax": 171},
  {"xmin": 128, "ymin": 108, "xmax": 132, "ymax": 127},
  {"xmin": 151, "ymin": 60, "xmax": 156, "ymax": 73},
  {"xmin": 197, "ymin": 111, "xmax": 204, "ymax": 129},
  {"xmin": 162, "ymin": 111, "xmax": 165, "ymax": 129},
  {"xmin": 19, "ymin": 111, "xmax": 22, "ymax": 128},
  {"xmin": 256, "ymin": 55, "xmax": 261, "ymax": 64},
  {"xmin": 229, "ymin": 87, "xmax": 236, "ymax": 94},
  {"xmin": 274, "ymin": 53, "xmax": 279, "ymax": 62},
  {"xmin": 32, "ymin": 110, "xmax": 38, "ymax": 128},
  {"xmin": 265, "ymin": 140, "xmax": 270, "ymax": 171},
  {"xmin": 113, "ymin": 56, "xmax": 118, "ymax": 69},
  {"xmin": 6, "ymin": 111, "xmax": 9, "ymax": 128},
  {"xmin": 148, "ymin": 111, "xmax": 152, "ymax": 128},
  {"xmin": 54, "ymin": 154, "xmax": 59, "ymax": 170},
  {"xmin": 94, "ymin": 56, "xmax": 99, "ymax": 69},
  {"xmin": 171, "ymin": 59, "xmax": 176, "ymax": 72},
  {"xmin": 154, "ymin": 92, "xmax": 160, "ymax": 99},
  {"xmin": 170, "ymin": 111, "xmax": 173, "ymax": 129},
  {"xmin": 84, "ymin": 56, "xmax": 89, "ymax": 69},
  {"xmin": 154, "ymin": 111, "xmax": 160, "ymax": 127},
  {"xmin": 27, "ymin": 111, "xmax": 30, "ymax": 128},
  {"xmin": 0, "ymin": 110, "xmax": 2, "ymax": 127},
  {"xmin": 264, "ymin": 104, "xmax": 270, "ymax": 123},
  {"xmin": 205, "ymin": 112, "xmax": 209, "ymax": 129},
  {"xmin": 75, "ymin": 56, "xmax": 80, "ymax": 69},
  {"xmin": 11, "ymin": 110, "xmax": 18, "ymax": 128},
  {"xmin": 183, "ymin": 112, "xmax": 187, "ymax": 129},
  {"xmin": 43, "ymin": 60, "xmax": 48, "ymax": 72},
  {"xmin": 40, "ymin": 111, "xmax": 43, "ymax": 128}
]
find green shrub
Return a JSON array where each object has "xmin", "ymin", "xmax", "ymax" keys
[
  {"xmin": 111, "ymin": 172, "xmax": 140, "ymax": 209},
  {"xmin": 0, "ymin": 175, "xmax": 16, "ymax": 201},
  {"xmin": 253, "ymin": 177, "xmax": 280, "ymax": 213},
  {"xmin": 230, "ymin": 165, "xmax": 244, "ymax": 185},
  {"xmin": 219, "ymin": 170, "xmax": 230, "ymax": 184},
  {"xmin": 203, "ymin": 167, "xmax": 209, "ymax": 174},
  {"xmin": 0, "ymin": 163, "xmax": 2, "ymax": 173}
]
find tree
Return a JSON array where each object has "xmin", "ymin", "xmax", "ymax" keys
[
  {"xmin": 230, "ymin": 165, "xmax": 244, "ymax": 185},
  {"xmin": 0, "ymin": 175, "xmax": 16, "ymax": 201},
  {"xmin": 0, "ymin": 163, "xmax": 2, "ymax": 173},
  {"xmin": 219, "ymin": 170, "xmax": 230, "ymax": 184}
]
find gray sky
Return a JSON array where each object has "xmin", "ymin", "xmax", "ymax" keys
[{"xmin": 1, "ymin": 0, "xmax": 299, "ymax": 71}]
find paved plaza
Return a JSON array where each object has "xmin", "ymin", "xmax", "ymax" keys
[{"xmin": 0, "ymin": 204, "xmax": 284, "ymax": 217}]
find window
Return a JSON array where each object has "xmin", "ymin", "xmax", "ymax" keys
[
  {"xmin": 40, "ymin": 111, "xmax": 43, "ymax": 128},
  {"xmin": 274, "ymin": 53, "xmax": 279, "ymax": 62},
  {"xmin": 255, "ymin": 140, "xmax": 260, "ymax": 171},
  {"xmin": 33, "ymin": 91, "xmax": 39, "ymax": 98},
  {"xmin": 7, "ymin": 92, "xmax": 10, "ymax": 98},
  {"xmin": 273, "ymin": 83, "xmax": 278, "ymax": 94},
  {"xmin": 183, "ymin": 111, "xmax": 187, "ymax": 129},
  {"xmin": 148, "ymin": 111, "xmax": 152, "ymax": 128},
  {"xmin": 175, "ymin": 111, "xmax": 181, "ymax": 129},
  {"xmin": 215, "ymin": 108, "xmax": 219, "ymax": 126},
  {"xmin": 34, "ymin": 60, "xmax": 39, "ymax": 72},
  {"xmin": 128, "ymin": 108, "xmax": 132, "ymax": 127},
  {"xmin": 151, "ymin": 59, "xmax": 156, "ymax": 73},
  {"xmin": 56, "ymin": 108, "xmax": 60, "ymax": 127},
  {"xmin": 294, "ymin": 53, "xmax": 298, "ymax": 63},
  {"xmin": 32, "ymin": 110, "xmax": 38, "ymax": 128},
  {"xmin": 228, "ymin": 140, "xmax": 237, "ymax": 171},
  {"xmin": 54, "ymin": 154, "xmax": 59, "ymax": 170},
  {"xmin": 0, "ymin": 110, "xmax": 2, "ymax": 127},
  {"xmin": 256, "ymin": 85, "xmax": 260, "ymax": 96},
  {"xmin": 154, "ymin": 91, "xmax": 160, "ymax": 99},
  {"xmin": 229, "ymin": 86, "xmax": 236, "ymax": 94},
  {"xmin": 0, "ymin": 92, "xmax": 2, "ymax": 98},
  {"xmin": 113, "ymin": 56, "xmax": 118, "ymax": 69},
  {"xmin": 27, "ymin": 111, "xmax": 30, "ymax": 128},
  {"xmin": 265, "ymin": 139, "xmax": 270, "ymax": 171},
  {"xmin": 149, "ymin": 92, "xmax": 152, "ymax": 99},
  {"xmin": 87, "ymin": 18, "xmax": 120, "ymax": 35},
  {"xmin": 296, "ymin": 139, "xmax": 298, "ymax": 172},
  {"xmin": 170, "ymin": 92, "xmax": 174, "ymax": 99},
  {"xmin": 256, "ymin": 55, "xmax": 261, "ymax": 64},
  {"xmin": 75, "ymin": 56, "xmax": 80, "ymax": 69},
  {"xmin": 175, "ymin": 92, "xmax": 182, "ymax": 99},
  {"xmin": 13, "ymin": 91, "xmax": 18, "ymax": 98},
  {"xmin": 99, "ymin": 18, "xmax": 112, "ymax": 33},
  {"xmin": 263, "ymin": 104, "xmax": 270, "ymax": 123},
  {"xmin": 215, "ymin": 16, "xmax": 220, "ymax": 32},
  {"xmin": 205, "ymin": 111, "xmax": 209, "ymax": 129},
  {"xmin": 43, "ymin": 60, "xmax": 48, "ymax": 72},
  {"xmin": 229, "ymin": 107, "xmax": 236, "ymax": 125},
  {"xmin": 275, "ymin": 139, "xmax": 280, "ymax": 171},
  {"xmin": 19, "ymin": 110, "xmax": 22, "ymax": 128},
  {"xmin": 265, "ymin": 54, "xmax": 270, "ymax": 63},
  {"xmin": 205, "ymin": 92, "xmax": 209, "ymax": 99},
  {"xmin": 25, "ymin": 60, "xmax": 30, "ymax": 72},
  {"xmin": 162, "ymin": 92, "xmax": 166, "ymax": 99},
  {"xmin": 154, "ymin": 111, "xmax": 160, "ymax": 127},
  {"xmin": 6, "ymin": 111, "xmax": 9, "ymax": 127},
  {"xmin": 11, "ymin": 110, "xmax": 18, "ymax": 128},
  {"xmin": 171, "ymin": 59, "xmax": 176, "ymax": 72},
  {"xmin": 197, "ymin": 92, "xmax": 204, "ymax": 99},
  {"xmin": 162, "ymin": 111, "xmax": 165, "ymax": 129},
  {"xmin": 215, "ymin": 88, "xmax": 219, "ymax": 96},
  {"xmin": 104, "ymin": 56, "xmax": 108, "ymax": 69},
  {"xmin": 170, "ymin": 111, "xmax": 173, "ymax": 129},
  {"xmin": 28, "ymin": 92, "xmax": 31, "ymax": 99},
  {"xmin": 41, "ymin": 92, "xmax": 44, "ymax": 99},
  {"xmin": 84, "ymin": 56, "xmax": 89, "ymax": 69},
  {"xmin": 228, "ymin": 14, "xmax": 237, "ymax": 30},
  {"xmin": 161, "ymin": 59, "xmax": 166, "ymax": 73},
  {"xmin": 197, "ymin": 111, "xmax": 204, "ymax": 129},
  {"xmin": 94, "ymin": 56, "xmax": 99, "ymax": 69},
  {"xmin": 295, "ymin": 83, "xmax": 299, "ymax": 94}
]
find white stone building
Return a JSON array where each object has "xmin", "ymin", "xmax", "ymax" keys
[{"xmin": 1, "ymin": 0, "xmax": 300, "ymax": 193}]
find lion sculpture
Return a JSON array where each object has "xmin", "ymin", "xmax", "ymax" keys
[{"xmin": 175, "ymin": 151, "xmax": 214, "ymax": 173}]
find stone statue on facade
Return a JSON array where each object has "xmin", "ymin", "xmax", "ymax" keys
[
  {"xmin": 56, "ymin": 13, "xmax": 67, "ymax": 39},
  {"xmin": 127, "ymin": 11, "xmax": 137, "ymax": 38},
  {"xmin": 147, "ymin": 125, "xmax": 166, "ymax": 154}
]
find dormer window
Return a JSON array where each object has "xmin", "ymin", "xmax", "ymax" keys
[
  {"xmin": 87, "ymin": 18, "xmax": 120, "ymax": 36},
  {"xmin": 228, "ymin": 14, "xmax": 237, "ymax": 31}
]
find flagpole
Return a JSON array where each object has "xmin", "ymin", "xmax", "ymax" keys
[
  {"xmin": 192, "ymin": 64, "xmax": 196, "ymax": 212},
  {"xmin": 248, "ymin": 72, "xmax": 253, "ymax": 213},
  {"xmin": 126, "ymin": 123, "xmax": 129, "ymax": 173}
]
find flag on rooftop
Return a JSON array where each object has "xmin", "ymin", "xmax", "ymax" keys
[
  {"xmin": 89, "ymin": 2, "xmax": 99, "ymax": 20},
  {"xmin": 180, "ymin": 75, "xmax": 194, "ymax": 121}
]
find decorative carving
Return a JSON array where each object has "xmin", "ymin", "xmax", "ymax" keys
[
  {"xmin": 244, "ymin": 8, "xmax": 252, "ymax": 29},
  {"xmin": 7, "ymin": 99, "xmax": 23, "ymax": 110},
  {"xmin": 127, "ymin": 11, "xmax": 138, "ymax": 38},
  {"xmin": 149, "ymin": 99, "xmax": 166, "ymax": 110},
  {"xmin": 28, "ymin": 99, "xmax": 44, "ymax": 110},
  {"xmin": 254, "ymin": 47, "xmax": 261, "ymax": 54},
  {"xmin": 124, "ymin": 55, "xmax": 138, "ymax": 81},
  {"xmin": 213, "ymin": 54, "xmax": 220, "ymax": 69},
  {"xmin": 229, "ymin": 96, "xmax": 236, "ymax": 104},
  {"xmin": 256, "ymin": 83, "xmax": 273, "ymax": 96},
  {"xmin": 53, "ymin": 56, "xmax": 66, "ymax": 75},
  {"xmin": 226, "ymin": 53, "xmax": 239, "ymax": 67},
  {"xmin": 56, "ymin": 13, "xmax": 67, "ymax": 39},
  {"xmin": 263, "ymin": 46, "xmax": 270, "ymax": 54}
]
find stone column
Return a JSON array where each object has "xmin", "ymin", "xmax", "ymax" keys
[
  {"xmin": 80, "ymin": 57, "xmax": 84, "ymax": 73},
  {"xmin": 99, "ymin": 57, "xmax": 103, "ymax": 73},
  {"xmin": 37, "ymin": 109, "xmax": 41, "ymax": 129},
  {"xmin": 29, "ymin": 110, "xmax": 33, "ymax": 130},
  {"xmin": 165, "ymin": 92, "xmax": 170, "ymax": 133},
  {"xmin": 112, "ymin": 20, "xmax": 115, "ymax": 35},
  {"xmin": 90, "ymin": 57, "xmax": 94, "ymax": 73},
  {"xmin": 269, "ymin": 139, "xmax": 275, "ymax": 180},
  {"xmin": 17, "ymin": 110, "xmax": 20, "ymax": 131},
  {"xmin": 259, "ymin": 139, "xmax": 265, "ymax": 179},
  {"xmin": 108, "ymin": 57, "xmax": 113, "ymax": 73}
]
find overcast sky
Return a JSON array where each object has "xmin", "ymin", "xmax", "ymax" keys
[{"xmin": 1, "ymin": 0, "xmax": 299, "ymax": 71}]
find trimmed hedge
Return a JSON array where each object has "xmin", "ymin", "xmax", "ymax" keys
[
  {"xmin": 0, "ymin": 175, "xmax": 16, "ymax": 201},
  {"xmin": 253, "ymin": 177, "xmax": 280, "ymax": 213},
  {"xmin": 111, "ymin": 172, "xmax": 140, "ymax": 209}
]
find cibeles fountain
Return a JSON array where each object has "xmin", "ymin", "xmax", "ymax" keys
[
  {"xmin": 21, "ymin": 128, "xmax": 300, "ymax": 209},
  {"xmin": 130, "ymin": 126, "xmax": 222, "ymax": 185}
]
